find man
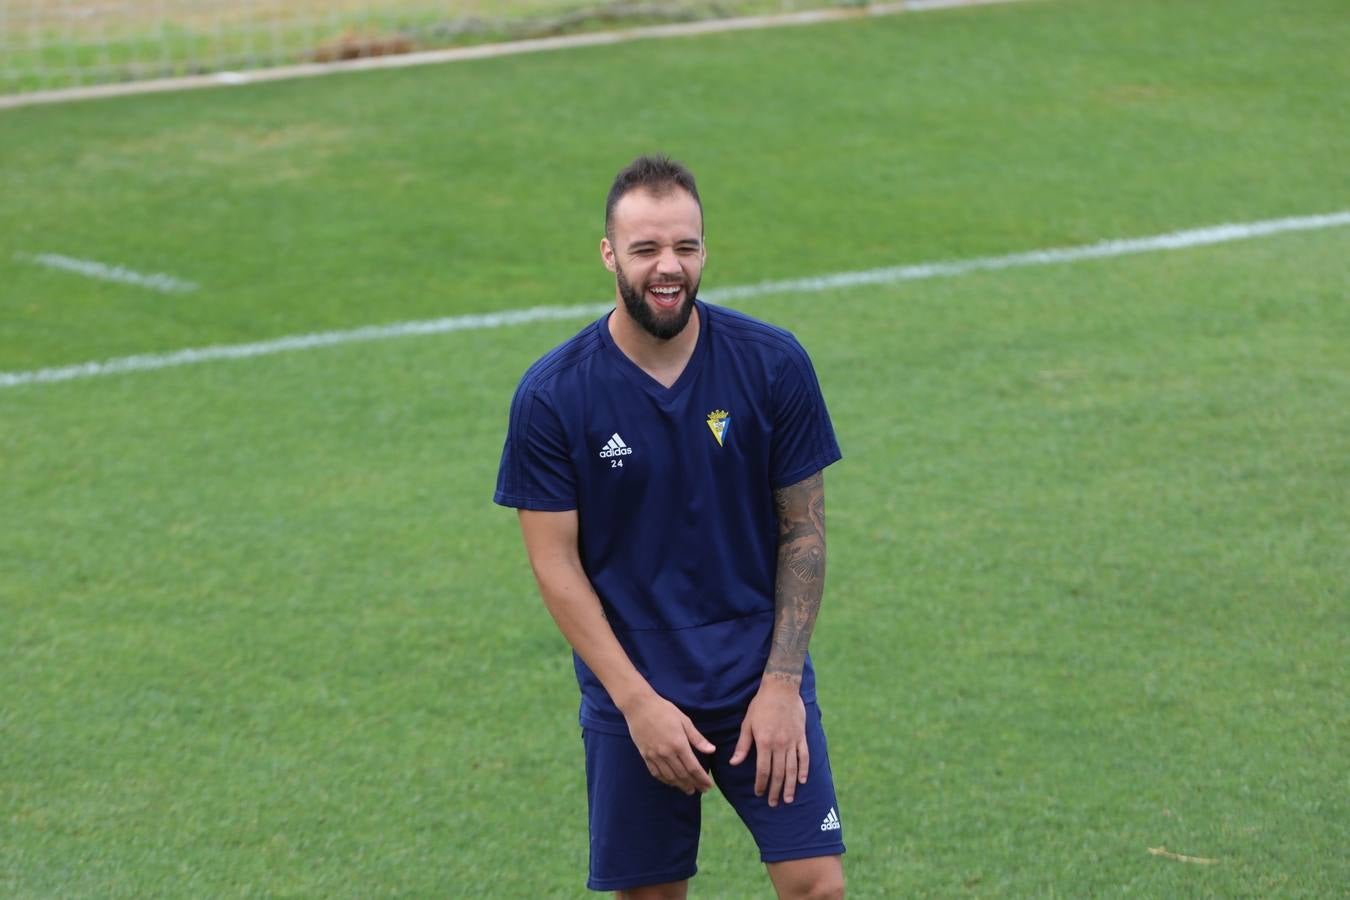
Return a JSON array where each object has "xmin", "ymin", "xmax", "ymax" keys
[{"xmin": 494, "ymin": 155, "xmax": 845, "ymax": 899}]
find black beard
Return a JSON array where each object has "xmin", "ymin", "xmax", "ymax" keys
[{"xmin": 616, "ymin": 265, "xmax": 698, "ymax": 340}]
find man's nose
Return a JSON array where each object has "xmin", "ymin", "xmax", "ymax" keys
[{"xmin": 656, "ymin": 247, "xmax": 681, "ymax": 272}]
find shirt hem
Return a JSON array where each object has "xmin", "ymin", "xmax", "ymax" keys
[
  {"xmin": 580, "ymin": 694, "xmax": 819, "ymax": 737},
  {"xmin": 772, "ymin": 451, "xmax": 843, "ymax": 491},
  {"xmin": 492, "ymin": 491, "xmax": 576, "ymax": 511}
]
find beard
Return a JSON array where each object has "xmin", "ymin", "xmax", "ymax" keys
[{"xmin": 615, "ymin": 263, "xmax": 699, "ymax": 340}]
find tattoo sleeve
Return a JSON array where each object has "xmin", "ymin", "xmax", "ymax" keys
[{"xmin": 766, "ymin": 471, "xmax": 826, "ymax": 685}]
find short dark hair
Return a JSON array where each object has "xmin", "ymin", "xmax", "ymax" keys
[{"xmin": 604, "ymin": 154, "xmax": 703, "ymax": 242}]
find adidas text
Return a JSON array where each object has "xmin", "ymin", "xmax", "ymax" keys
[
  {"xmin": 820, "ymin": 808, "xmax": 841, "ymax": 832},
  {"xmin": 598, "ymin": 433, "xmax": 633, "ymax": 459}
]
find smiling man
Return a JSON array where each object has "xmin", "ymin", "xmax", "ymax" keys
[{"xmin": 494, "ymin": 155, "xmax": 846, "ymax": 899}]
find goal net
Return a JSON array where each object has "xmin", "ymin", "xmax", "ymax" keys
[{"xmin": 1, "ymin": 1, "xmax": 813, "ymax": 97}]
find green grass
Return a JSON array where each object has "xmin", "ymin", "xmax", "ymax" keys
[
  {"xmin": 2, "ymin": 0, "xmax": 1348, "ymax": 895},
  {"xmin": 2, "ymin": 0, "xmax": 826, "ymax": 94}
]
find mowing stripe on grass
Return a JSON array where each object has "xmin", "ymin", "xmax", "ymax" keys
[
  {"xmin": 2, "ymin": 210, "xmax": 1347, "ymax": 389},
  {"xmin": 17, "ymin": 252, "xmax": 199, "ymax": 294}
]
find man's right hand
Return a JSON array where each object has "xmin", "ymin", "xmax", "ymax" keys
[{"xmin": 622, "ymin": 692, "xmax": 716, "ymax": 795}]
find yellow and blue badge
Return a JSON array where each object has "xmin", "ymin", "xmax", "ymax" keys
[{"xmin": 706, "ymin": 409, "xmax": 730, "ymax": 447}]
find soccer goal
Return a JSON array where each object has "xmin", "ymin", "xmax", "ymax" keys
[{"xmin": 0, "ymin": 1, "xmax": 813, "ymax": 97}]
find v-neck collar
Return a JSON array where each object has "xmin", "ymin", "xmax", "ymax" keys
[{"xmin": 598, "ymin": 300, "xmax": 710, "ymax": 402}]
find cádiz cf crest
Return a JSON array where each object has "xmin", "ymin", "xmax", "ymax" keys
[{"xmin": 706, "ymin": 409, "xmax": 730, "ymax": 447}]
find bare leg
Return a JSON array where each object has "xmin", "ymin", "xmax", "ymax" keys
[
  {"xmin": 766, "ymin": 855, "xmax": 845, "ymax": 900},
  {"xmin": 617, "ymin": 880, "xmax": 689, "ymax": 900}
]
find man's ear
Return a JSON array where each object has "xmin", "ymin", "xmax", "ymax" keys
[{"xmin": 600, "ymin": 236, "xmax": 617, "ymax": 273}]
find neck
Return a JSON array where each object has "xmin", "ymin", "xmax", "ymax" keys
[{"xmin": 608, "ymin": 301, "xmax": 701, "ymax": 388}]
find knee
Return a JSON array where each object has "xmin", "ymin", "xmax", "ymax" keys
[
  {"xmin": 616, "ymin": 882, "xmax": 688, "ymax": 900},
  {"xmin": 781, "ymin": 870, "xmax": 845, "ymax": 900},
  {"xmin": 794, "ymin": 881, "xmax": 844, "ymax": 900},
  {"xmin": 807, "ymin": 875, "xmax": 845, "ymax": 900}
]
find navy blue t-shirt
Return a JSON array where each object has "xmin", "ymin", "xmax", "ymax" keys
[{"xmin": 494, "ymin": 301, "xmax": 841, "ymax": 735}]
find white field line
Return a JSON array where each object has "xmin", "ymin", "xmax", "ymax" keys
[
  {"xmin": 706, "ymin": 210, "xmax": 1350, "ymax": 301},
  {"xmin": 0, "ymin": 303, "xmax": 614, "ymax": 389},
  {"xmin": 17, "ymin": 252, "xmax": 199, "ymax": 294},
  {"xmin": 2, "ymin": 210, "xmax": 1347, "ymax": 390},
  {"xmin": 0, "ymin": 0, "xmax": 1026, "ymax": 111}
]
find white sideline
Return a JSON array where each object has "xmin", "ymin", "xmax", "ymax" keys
[
  {"xmin": 707, "ymin": 211, "xmax": 1350, "ymax": 300},
  {"xmin": 17, "ymin": 253, "xmax": 199, "ymax": 294},
  {"xmin": 0, "ymin": 0, "xmax": 1026, "ymax": 110},
  {"xmin": 2, "ymin": 210, "xmax": 1347, "ymax": 390}
]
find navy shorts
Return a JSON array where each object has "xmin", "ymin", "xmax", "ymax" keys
[{"xmin": 583, "ymin": 703, "xmax": 845, "ymax": 892}]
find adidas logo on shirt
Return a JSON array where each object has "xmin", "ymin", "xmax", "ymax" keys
[
  {"xmin": 598, "ymin": 433, "xmax": 633, "ymax": 459},
  {"xmin": 820, "ymin": 808, "xmax": 841, "ymax": 832}
]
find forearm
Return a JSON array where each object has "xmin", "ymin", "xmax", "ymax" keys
[
  {"xmin": 527, "ymin": 553, "xmax": 655, "ymax": 713},
  {"xmin": 523, "ymin": 519, "xmax": 716, "ymax": 792},
  {"xmin": 765, "ymin": 471, "xmax": 827, "ymax": 685}
]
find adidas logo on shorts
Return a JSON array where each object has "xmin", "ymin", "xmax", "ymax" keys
[{"xmin": 820, "ymin": 807, "xmax": 841, "ymax": 832}]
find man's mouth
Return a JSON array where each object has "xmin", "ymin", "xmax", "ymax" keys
[{"xmin": 647, "ymin": 283, "xmax": 683, "ymax": 309}]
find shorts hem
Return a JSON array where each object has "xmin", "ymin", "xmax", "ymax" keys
[
  {"xmin": 760, "ymin": 842, "xmax": 846, "ymax": 864},
  {"xmin": 587, "ymin": 863, "xmax": 698, "ymax": 892}
]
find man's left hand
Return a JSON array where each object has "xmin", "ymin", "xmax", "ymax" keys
[{"xmin": 729, "ymin": 676, "xmax": 809, "ymax": 806}]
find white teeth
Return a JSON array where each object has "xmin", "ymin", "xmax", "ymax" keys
[{"xmin": 652, "ymin": 286, "xmax": 679, "ymax": 295}]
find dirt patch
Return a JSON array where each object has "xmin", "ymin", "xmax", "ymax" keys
[{"xmin": 312, "ymin": 31, "xmax": 416, "ymax": 63}]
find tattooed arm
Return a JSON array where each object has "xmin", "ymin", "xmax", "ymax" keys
[
  {"xmin": 729, "ymin": 471, "xmax": 826, "ymax": 806},
  {"xmin": 767, "ymin": 471, "xmax": 827, "ymax": 683}
]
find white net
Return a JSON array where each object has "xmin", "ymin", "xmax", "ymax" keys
[{"xmin": 0, "ymin": 1, "xmax": 817, "ymax": 96}]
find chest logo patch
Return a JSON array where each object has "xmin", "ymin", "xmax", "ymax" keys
[
  {"xmin": 706, "ymin": 409, "xmax": 730, "ymax": 447},
  {"xmin": 599, "ymin": 433, "xmax": 633, "ymax": 458}
]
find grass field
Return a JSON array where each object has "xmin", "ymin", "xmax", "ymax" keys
[
  {"xmin": 2, "ymin": 0, "xmax": 1348, "ymax": 895},
  {"xmin": 3, "ymin": 0, "xmax": 819, "ymax": 94}
]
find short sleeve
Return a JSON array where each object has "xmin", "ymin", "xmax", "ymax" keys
[
  {"xmin": 769, "ymin": 341, "xmax": 842, "ymax": 489},
  {"xmin": 493, "ymin": 382, "xmax": 577, "ymax": 511}
]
